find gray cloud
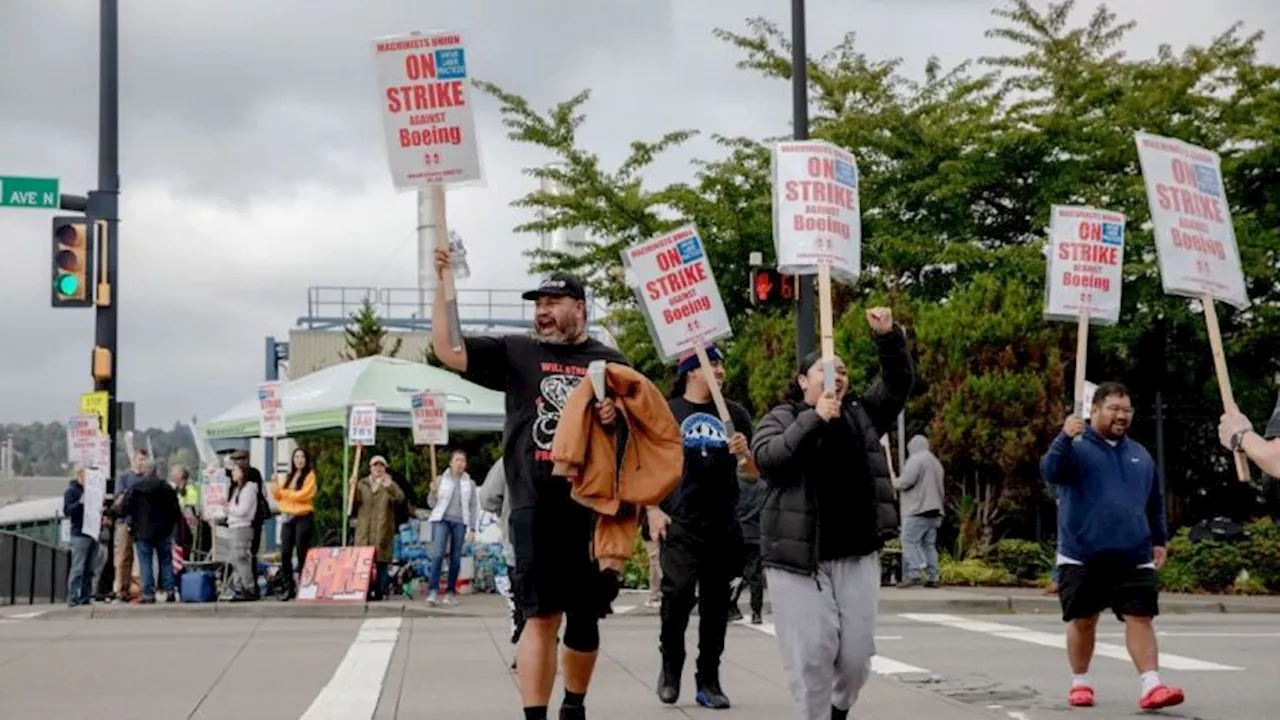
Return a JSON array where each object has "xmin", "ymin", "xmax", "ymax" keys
[{"xmin": 0, "ymin": 0, "xmax": 1274, "ymax": 427}]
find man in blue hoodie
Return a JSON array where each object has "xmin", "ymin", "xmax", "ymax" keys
[{"xmin": 1041, "ymin": 382, "xmax": 1183, "ymax": 711}]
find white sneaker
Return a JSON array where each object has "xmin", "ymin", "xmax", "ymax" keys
[
  {"xmin": 443, "ymin": 594, "xmax": 458, "ymax": 606},
  {"xmin": 644, "ymin": 599, "xmax": 661, "ymax": 609},
  {"xmin": 426, "ymin": 593, "xmax": 438, "ymax": 606}
]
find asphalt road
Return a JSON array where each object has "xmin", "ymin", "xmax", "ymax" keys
[{"xmin": 1, "ymin": 605, "xmax": 1276, "ymax": 719}]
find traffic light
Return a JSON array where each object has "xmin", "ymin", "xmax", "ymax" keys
[
  {"xmin": 749, "ymin": 268, "xmax": 797, "ymax": 308},
  {"xmin": 51, "ymin": 217, "xmax": 95, "ymax": 308}
]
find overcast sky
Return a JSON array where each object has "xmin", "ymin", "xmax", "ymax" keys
[{"xmin": 1, "ymin": 0, "xmax": 1275, "ymax": 429}]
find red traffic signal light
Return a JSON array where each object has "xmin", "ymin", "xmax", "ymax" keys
[
  {"xmin": 51, "ymin": 217, "xmax": 95, "ymax": 308},
  {"xmin": 749, "ymin": 268, "xmax": 796, "ymax": 307}
]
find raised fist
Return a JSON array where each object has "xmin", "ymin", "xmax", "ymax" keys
[{"xmin": 866, "ymin": 307, "xmax": 894, "ymax": 335}]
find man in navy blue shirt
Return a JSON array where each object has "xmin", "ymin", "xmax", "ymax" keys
[{"xmin": 1041, "ymin": 382, "xmax": 1184, "ymax": 711}]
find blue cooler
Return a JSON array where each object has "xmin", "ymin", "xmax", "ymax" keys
[{"xmin": 180, "ymin": 570, "xmax": 217, "ymax": 603}]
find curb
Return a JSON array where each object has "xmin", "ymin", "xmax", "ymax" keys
[{"xmin": 31, "ymin": 594, "xmax": 1280, "ymax": 621}]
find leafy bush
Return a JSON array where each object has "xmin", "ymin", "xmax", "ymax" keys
[
  {"xmin": 940, "ymin": 557, "xmax": 1017, "ymax": 586},
  {"xmin": 991, "ymin": 539, "xmax": 1052, "ymax": 581},
  {"xmin": 1159, "ymin": 522, "xmax": 1280, "ymax": 594},
  {"xmin": 621, "ymin": 533, "xmax": 651, "ymax": 590}
]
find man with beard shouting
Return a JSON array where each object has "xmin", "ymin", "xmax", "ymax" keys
[
  {"xmin": 432, "ymin": 249, "xmax": 626, "ymax": 720},
  {"xmin": 1041, "ymin": 382, "xmax": 1184, "ymax": 711}
]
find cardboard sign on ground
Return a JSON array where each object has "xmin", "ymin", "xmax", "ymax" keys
[{"xmin": 296, "ymin": 546, "xmax": 376, "ymax": 602}]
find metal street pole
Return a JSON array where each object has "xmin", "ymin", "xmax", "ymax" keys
[
  {"xmin": 89, "ymin": 0, "xmax": 121, "ymax": 492},
  {"xmin": 791, "ymin": 0, "xmax": 816, "ymax": 364}
]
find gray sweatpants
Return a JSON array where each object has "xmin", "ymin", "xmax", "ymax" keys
[
  {"xmin": 228, "ymin": 526, "xmax": 255, "ymax": 594},
  {"xmin": 766, "ymin": 553, "xmax": 879, "ymax": 719}
]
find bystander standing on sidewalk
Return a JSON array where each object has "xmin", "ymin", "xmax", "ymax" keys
[
  {"xmin": 894, "ymin": 435, "xmax": 945, "ymax": 588},
  {"xmin": 126, "ymin": 467, "xmax": 182, "ymax": 603},
  {"xmin": 63, "ymin": 468, "xmax": 97, "ymax": 607},
  {"xmin": 110, "ymin": 449, "xmax": 150, "ymax": 602}
]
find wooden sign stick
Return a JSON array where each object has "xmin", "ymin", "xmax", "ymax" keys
[
  {"xmin": 346, "ymin": 443, "xmax": 364, "ymax": 534},
  {"xmin": 1074, "ymin": 311, "xmax": 1090, "ymax": 416},
  {"xmin": 818, "ymin": 262, "xmax": 836, "ymax": 394},
  {"xmin": 431, "ymin": 184, "xmax": 464, "ymax": 352},
  {"xmin": 1201, "ymin": 294, "xmax": 1251, "ymax": 481}
]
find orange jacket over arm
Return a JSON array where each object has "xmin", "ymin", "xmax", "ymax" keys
[{"xmin": 552, "ymin": 363, "xmax": 683, "ymax": 562}]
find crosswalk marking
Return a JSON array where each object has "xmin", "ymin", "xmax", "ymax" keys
[
  {"xmin": 299, "ymin": 618, "xmax": 401, "ymax": 720},
  {"xmin": 740, "ymin": 620, "xmax": 931, "ymax": 675},
  {"xmin": 901, "ymin": 613, "xmax": 1243, "ymax": 672}
]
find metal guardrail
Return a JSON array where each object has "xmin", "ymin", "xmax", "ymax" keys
[
  {"xmin": 299, "ymin": 286, "xmax": 602, "ymax": 331},
  {"xmin": 0, "ymin": 530, "xmax": 69, "ymax": 605}
]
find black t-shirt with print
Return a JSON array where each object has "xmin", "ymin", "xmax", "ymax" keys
[
  {"xmin": 661, "ymin": 397, "xmax": 754, "ymax": 534},
  {"xmin": 462, "ymin": 334, "xmax": 628, "ymax": 512}
]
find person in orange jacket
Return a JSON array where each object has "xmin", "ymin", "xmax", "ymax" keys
[{"xmin": 274, "ymin": 447, "xmax": 317, "ymax": 600}]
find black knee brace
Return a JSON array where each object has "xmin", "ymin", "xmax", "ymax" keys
[{"xmin": 562, "ymin": 613, "xmax": 600, "ymax": 653}]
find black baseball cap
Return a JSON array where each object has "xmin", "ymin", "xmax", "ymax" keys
[{"xmin": 522, "ymin": 272, "xmax": 586, "ymax": 302}]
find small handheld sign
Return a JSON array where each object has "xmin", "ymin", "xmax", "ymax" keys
[
  {"xmin": 373, "ymin": 30, "xmax": 481, "ymax": 351},
  {"xmin": 772, "ymin": 140, "xmax": 864, "ymax": 393},
  {"xmin": 1135, "ymin": 132, "xmax": 1250, "ymax": 480},
  {"xmin": 1043, "ymin": 205, "xmax": 1127, "ymax": 414},
  {"xmin": 622, "ymin": 224, "xmax": 741, "ymax": 448}
]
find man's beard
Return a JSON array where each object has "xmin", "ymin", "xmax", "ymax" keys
[{"xmin": 537, "ymin": 318, "xmax": 582, "ymax": 345}]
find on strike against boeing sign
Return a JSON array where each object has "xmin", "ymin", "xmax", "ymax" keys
[
  {"xmin": 771, "ymin": 140, "xmax": 862, "ymax": 284},
  {"xmin": 1044, "ymin": 205, "xmax": 1126, "ymax": 326},
  {"xmin": 373, "ymin": 31, "xmax": 482, "ymax": 188},
  {"xmin": 1135, "ymin": 132, "xmax": 1248, "ymax": 308},
  {"xmin": 622, "ymin": 224, "xmax": 733, "ymax": 362}
]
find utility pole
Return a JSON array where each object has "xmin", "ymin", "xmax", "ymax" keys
[
  {"xmin": 88, "ymin": 0, "xmax": 121, "ymax": 492},
  {"xmin": 791, "ymin": 0, "xmax": 816, "ymax": 364}
]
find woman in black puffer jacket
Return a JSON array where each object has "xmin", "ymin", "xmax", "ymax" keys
[{"xmin": 750, "ymin": 307, "xmax": 913, "ymax": 720}]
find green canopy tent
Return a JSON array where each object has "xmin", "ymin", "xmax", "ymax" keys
[{"xmin": 203, "ymin": 356, "xmax": 505, "ymax": 542}]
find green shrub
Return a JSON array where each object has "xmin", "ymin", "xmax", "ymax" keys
[
  {"xmin": 1243, "ymin": 519, "xmax": 1280, "ymax": 590},
  {"xmin": 1163, "ymin": 526, "xmax": 1248, "ymax": 594},
  {"xmin": 991, "ymin": 539, "xmax": 1052, "ymax": 581},
  {"xmin": 1157, "ymin": 559, "xmax": 1199, "ymax": 593},
  {"xmin": 940, "ymin": 557, "xmax": 1017, "ymax": 586},
  {"xmin": 621, "ymin": 533, "xmax": 651, "ymax": 590}
]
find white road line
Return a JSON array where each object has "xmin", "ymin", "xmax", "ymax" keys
[
  {"xmin": 4, "ymin": 611, "xmax": 45, "ymax": 620},
  {"xmin": 901, "ymin": 614, "xmax": 1243, "ymax": 672},
  {"xmin": 299, "ymin": 618, "xmax": 402, "ymax": 720},
  {"xmin": 741, "ymin": 621, "xmax": 930, "ymax": 675}
]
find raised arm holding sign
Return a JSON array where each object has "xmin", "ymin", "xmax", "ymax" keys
[
  {"xmin": 1135, "ymin": 132, "xmax": 1250, "ymax": 480},
  {"xmin": 373, "ymin": 30, "xmax": 482, "ymax": 354}
]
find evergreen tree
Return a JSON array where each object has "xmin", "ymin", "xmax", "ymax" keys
[{"xmin": 341, "ymin": 297, "xmax": 403, "ymax": 361}]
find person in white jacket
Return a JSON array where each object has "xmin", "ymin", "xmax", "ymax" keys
[
  {"xmin": 426, "ymin": 449, "xmax": 479, "ymax": 606},
  {"xmin": 226, "ymin": 464, "xmax": 259, "ymax": 601}
]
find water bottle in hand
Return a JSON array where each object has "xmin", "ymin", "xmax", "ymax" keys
[{"xmin": 448, "ymin": 231, "xmax": 470, "ymax": 280}]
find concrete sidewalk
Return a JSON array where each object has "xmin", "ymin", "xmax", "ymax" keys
[{"xmin": 15, "ymin": 585, "xmax": 1280, "ymax": 621}]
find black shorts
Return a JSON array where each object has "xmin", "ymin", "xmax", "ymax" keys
[
  {"xmin": 1058, "ymin": 559, "xmax": 1159, "ymax": 622},
  {"xmin": 509, "ymin": 498, "xmax": 597, "ymax": 618}
]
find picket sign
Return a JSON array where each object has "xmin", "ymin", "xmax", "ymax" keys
[
  {"xmin": 344, "ymin": 403, "xmax": 378, "ymax": 543},
  {"xmin": 1135, "ymin": 132, "xmax": 1250, "ymax": 480},
  {"xmin": 621, "ymin": 224, "xmax": 741, "ymax": 447},
  {"xmin": 373, "ymin": 30, "xmax": 481, "ymax": 351},
  {"xmin": 1043, "ymin": 205, "xmax": 1127, "ymax": 414},
  {"xmin": 772, "ymin": 140, "xmax": 863, "ymax": 393}
]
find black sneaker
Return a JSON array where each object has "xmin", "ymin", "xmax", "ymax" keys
[
  {"xmin": 726, "ymin": 605, "xmax": 744, "ymax": 623},
  {"xmin": 750, "ymin": 611, "xmax": 763, "ymax": 625},
  {"xmin": 832, "ymin": 706, "xmax": 850, "ymax": 720},
  {"xmin": 695, "ymin": 674, "xmax": 731, "ymax": 709},
  {"xmin": 656, "ymin": 656, "xmax": 682, "ymax": 704},
  {"xmin": 558, "ymin": 705, "xmax": 586, "ymax": 720}
]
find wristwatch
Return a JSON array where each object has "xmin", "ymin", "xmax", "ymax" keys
[{"xmin": 1230, "ymin": 428, "xmax": 1253, "ymax": 452}]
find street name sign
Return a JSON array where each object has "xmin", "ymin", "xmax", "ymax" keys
[{"xmin": 0, "ymin": 176, "xmax": 59, "ymax": 209}]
